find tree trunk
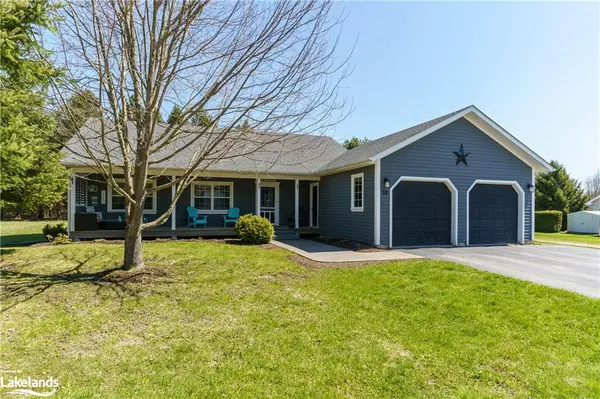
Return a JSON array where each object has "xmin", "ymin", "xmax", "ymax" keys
[{"xmin": 123, "ymin": 208, "xmax": 145, "ymax": 269}]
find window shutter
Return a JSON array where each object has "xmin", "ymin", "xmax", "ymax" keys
[{"xmin": 75, "ymin": 177, "xmax": 88, "ymax": 206}]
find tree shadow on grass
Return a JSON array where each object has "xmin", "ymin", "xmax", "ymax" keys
[
  {"xmin": 1, "ymin": 233, "xmax": 45, "ymax": 246},
  {"xmin": 0, "ymin": 249, "xmax": 169, "ymax": 313}
]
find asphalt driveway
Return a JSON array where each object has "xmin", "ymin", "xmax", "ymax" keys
[{"xmin": 406, "ymin": 245, "xmax": 600, "ymax": 298}]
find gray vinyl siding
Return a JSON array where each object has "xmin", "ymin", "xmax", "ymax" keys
[
  {"xmin": 299, "ymin": 181, "xmax": 312, "ymax": 227},
  {"xmin": 279, "ymin": 180, "xmax": 295, "ymax": 227},
  {"xmin": 320, "ymin": 165, "xmax": 375, "ymax": 245},
  {"xmin": 177, "ymin": 178, "xmax": 256, "ymax": 228},
  {"xmin": 380, "ymin": 118, "xmax": 534, "ymax": 246}
]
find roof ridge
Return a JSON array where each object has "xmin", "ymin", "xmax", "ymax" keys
[{"xmin": 363, "ymin": 105, "xmax": 472, "ymax": 148}]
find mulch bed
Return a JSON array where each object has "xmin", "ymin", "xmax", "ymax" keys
[{"xmin": 309, "ymin": 236, "xmax": 387, "ymax": 253}]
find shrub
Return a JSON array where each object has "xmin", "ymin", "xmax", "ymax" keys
[
  {"xmin": 235, "ymin": 214, "xmax": 274, "ymax": 244},
  {"xmin": 535, "ymin": 210, "xmax": 563, "ymax": 233},
  {"xmin": 42, "ymin": 223, "xmax": 68, "ymax": 240},
  {"xmin": 47, "ymin": 233, "xmax": 72, "ymax": 245}
]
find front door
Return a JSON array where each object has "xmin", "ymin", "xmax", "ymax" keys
[
  {"xmin": 260, "ymin": 183, "xmax": 279, "ymax": 225},
  {"xmin": 310, "ymin": 183, "xmax": 319, "ymax": 227}
]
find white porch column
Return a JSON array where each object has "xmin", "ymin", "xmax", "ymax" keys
[
  {"xmin": 531, "ymin": 169, "xmax": 535, "ymax": 241},
  {"xmin": 374, "ymin": 160, "xmax": 381, "ymax": 246},
  {"xmin": 294, "ymin": 179, "xmax": 299, "ymax": 229},
  {"xmin": 68, "ymin": 174, "xmax": 76, "ymax": 234},
  {"xmin": 171, "ymin": 175, "xmax": 177, "ymax": 231},
  {"xmin": 255, "ymin": 177, "xmax": 261, "ymax": 216}
]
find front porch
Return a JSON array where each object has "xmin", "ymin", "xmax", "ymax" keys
[{"xmin": 67, "ymin": 172, "xmax": 321, "ymax": 238}]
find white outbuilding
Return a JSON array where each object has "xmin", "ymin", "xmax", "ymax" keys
[{"xmin": 567, "ymin": 211, "xmax": 600, "ymax": 234}]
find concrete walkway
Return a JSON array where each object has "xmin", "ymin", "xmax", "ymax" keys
[{"xmin": 273, "ymin": 239, "xmax": 421, "ymax": 263}]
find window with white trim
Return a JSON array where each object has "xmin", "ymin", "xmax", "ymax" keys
[
  {"xmin": 351, "ymin": 172, "xmax": 364, "ymax": 212},
  {"xmin": 108, "ymin": 179, "xmax": 156, "ymax": 214},
  {"xmin": 191, "ymin": 181, "xmax": 233, "ymax": 213}
]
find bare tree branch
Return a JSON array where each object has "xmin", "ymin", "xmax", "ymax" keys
[{"xmin": 50, "ymin": 0, "xmax": 351, "ymax": 268}]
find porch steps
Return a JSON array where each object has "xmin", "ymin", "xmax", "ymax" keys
[{"xmin": 274, "ymin": 231, "xmax": 300, "ymax": 240}]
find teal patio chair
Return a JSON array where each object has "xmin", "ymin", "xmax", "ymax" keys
[
  {"xmin": 187, "ymin": 207, "xmax": 208, "ymax": 228},
  {"xmin": 222, "ymin": 207, "xmax": 240, "ymax": 227}
]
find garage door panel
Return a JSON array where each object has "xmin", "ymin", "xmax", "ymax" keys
[
  {"xmin": 406, "ymin": 220, "xmax": 420, "ymax": 229},
  {"xmin": 436, "ymin": 220, "xmax": 450, "ymax": 230},
  {"xmin": 470, "ymin": 184, "xmax": 518, "ymax": 245},
  {"xmin": 492, "ymin": 208, "xmax": 504, "ymax": 218},
  {"xmin": 407, "ymin": 196, "xmax": 419, "ymax": 205},
  {"xmin": 393, "ymin": 181, "xmax": 451, "ymax": 246},
  {"xmin": 421, "ymin": 208, "xmax": 434, "ymax": 218},
  {"xmin": 422, "ymin": 195, "xmax": 435, "ymax": 205}
]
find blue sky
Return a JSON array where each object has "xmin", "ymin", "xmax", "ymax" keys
[{"xmin": 331, "ymin": 1, "xmax": 598, "ymax": 181}]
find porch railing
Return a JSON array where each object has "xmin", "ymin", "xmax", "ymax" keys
[{"xmin": 260, "ymin": 208, "xmax": 276, "ymax": 224}]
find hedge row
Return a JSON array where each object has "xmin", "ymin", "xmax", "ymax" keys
[{"xmin": 535, "ymin": 210, "xmax": 563, "ymax": 233}]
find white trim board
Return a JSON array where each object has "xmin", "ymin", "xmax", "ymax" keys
[
  {"xmin": 171, "ymin": 175, "xmax": 177, "ymax": 230},
  {"xmin": 531, "ymin": 169, "xmax": 535, "ymax": 241},
  {"xmin": 388, "ymin": 176, "xmax": 459, "ymax": 248},
  {"xmin": 350, "ymin": 172, "xmax": 365, "ymax": 212},
  {"xmin": 370, "ymin": 106, "xmax": 552, "ymax": 174},
  {"xmin": 68, "ymin": 174, "xmax": 75, "ymax": 233},
  {"xmin": 466, "ymin": 180, "xmax": 526, "ymax": 246},
  {"xmin": 67, "ymin": 167, "xmax": 321, "ymax": 181},
  {"xmin": 374, "ymin": 159, "xmax": 381, "ymax": 246}
]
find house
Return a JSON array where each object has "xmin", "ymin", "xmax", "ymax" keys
[
  {"xmin": 586, "ymin": 195, "xmax": 600, "ymax": 211},
  {"xmin": 62, "ymin": 105, "xmax": 552, "ymax": 247},
  {"xmin": 567, "ymin": 211, "xmax": 600, "ymax": 234}
]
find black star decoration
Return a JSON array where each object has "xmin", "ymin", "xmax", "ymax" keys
[{"xmin": 453, "ymin": 144, "xmax": 470, "ymax": 166}]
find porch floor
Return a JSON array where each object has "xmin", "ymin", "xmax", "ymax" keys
[{"xmin": 70, "ymin": 226, "xmax": 320, "ymax": 240}]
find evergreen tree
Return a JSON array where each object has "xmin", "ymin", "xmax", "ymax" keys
[
  {"xmin": 167, "ymin": 105, "xmax": 183, "ymax": 124},
  {"xmin": 55, "ymin": 89, "xmax": 102, "ymax": 144},
  {"xmin": 536, "ymin": 160, "xmax": 588, "ymax": 229},
  {"xmin": 236, "ymin": 119, "xmax": 251, "ymax": 131},
  {"xmin": 190, "ymin": 109, "xmax": 213, "ymax": 127},
  {"xmin": 168, "ymin": 105, "xmax": 213, "ymax": 127},
  {"xmin": 342, "ymin": 136, "xmax": 369, "ymax": 150},
  {"xmin": 0, "ymin": 0, "xmax": 68, "ymax": 216}
]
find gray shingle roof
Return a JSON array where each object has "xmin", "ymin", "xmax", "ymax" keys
[
  {"xmin": 319, "ymin": 106, "xmax": 471, "ymax": 172},
  {"xmin": 61, "ymin": 119, "xmax": 347, "ymax": 175},
  {"xmin": 62, "ymin": 106, "xmax": 476, "ymax": 176}
]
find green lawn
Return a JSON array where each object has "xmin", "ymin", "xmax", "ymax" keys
[
  {"xmin": 536, "ymin": 231, "xmax": 600, "ymax": 246},
  {"xmin": 0, "ymin": 220, "xmax": 66, "ymax": 246},
  {"xmin": 1, "ymin": 241, "xmax": 599, "ymax": 398}
]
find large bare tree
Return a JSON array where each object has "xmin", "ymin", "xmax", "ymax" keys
[
  {"xmin": 52, "ymin": 0, "xmax": 350, "ymax": 269},
  {"xmin": 584, "ymin": 170, "xmax": 600, "ymax": 199}
]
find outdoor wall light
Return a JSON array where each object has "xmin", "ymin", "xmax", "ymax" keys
[
  {"xmin": 527, "ymin": 183, "xmax": 535, "ymax": 193},
  {"xmin": 383, "ymin": 178, "xmax": 390, "ymax": 189}
]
